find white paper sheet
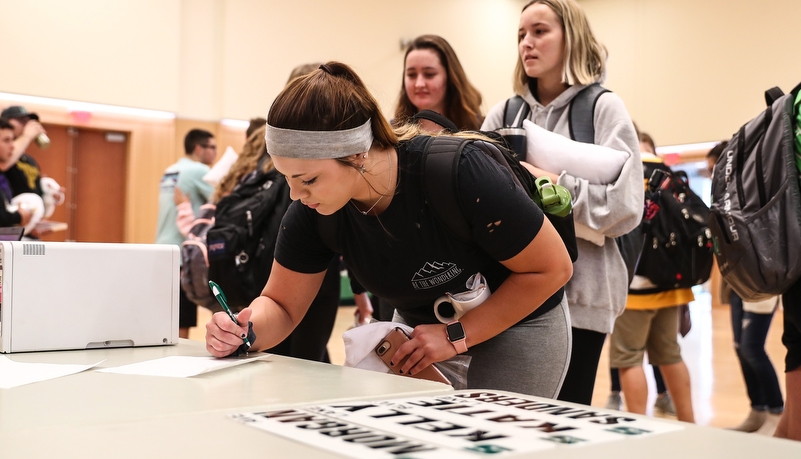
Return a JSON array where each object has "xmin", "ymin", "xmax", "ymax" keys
[
  {"xmin": 0, "ymin": 356, "xmax": 103, "ymax": 389},
  {"xmin": 97, "ymin": 355, "xmax": 267, "ymax": 378}
]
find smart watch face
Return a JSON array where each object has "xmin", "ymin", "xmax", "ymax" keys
[{"xmin": 446, "ymin": 321, "xmax": 466, "ymax": 341}]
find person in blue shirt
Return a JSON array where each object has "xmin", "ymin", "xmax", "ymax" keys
[{"xmin": 156, "ymin": 129, "xmax": 216, "ymax": 338}]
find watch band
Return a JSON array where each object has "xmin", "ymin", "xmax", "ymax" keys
[{"xmin": 446, "ymin": 320, "xmax": 468, "ymax": 354}]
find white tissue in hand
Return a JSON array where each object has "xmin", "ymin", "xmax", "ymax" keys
[
  {"xmin": 342, "ymin": 322, "xmax": 413, "ymax": 373},
  {"xmin": 41, "ymin": 177, "xmax": 65, "ymax": 219},
  {"xmin": 523, "ymin": 119, "xmax": 629, "ymax": 185},
  {"xmin": 10, "ymin": 193, "xmax": 44, "ymax": 235}
]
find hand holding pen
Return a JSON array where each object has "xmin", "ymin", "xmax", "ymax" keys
[{"xmin": 206, "ymin": 281, "xmax": 252, "ymax": 356}]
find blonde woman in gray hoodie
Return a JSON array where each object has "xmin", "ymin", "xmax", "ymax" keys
[{"xmin": 482, "ymin": 0, "xmax": 643, "ymax": 405}]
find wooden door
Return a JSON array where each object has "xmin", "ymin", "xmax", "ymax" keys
[
  {"xmin": 73, "ymin": 129, "xmax": 126, "ymax": 242},
  {"xmin": 26, "ymin": 125, "xmax": 127, "ymax": 243}
]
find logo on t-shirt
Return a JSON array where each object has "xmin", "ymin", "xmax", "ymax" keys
[
  {"xmin": 411, "ymin": 261, "xmax": 462, "ymax": 290},
  {"xmin": 160, "ymin": 171, "xmax": 179, "ymax": 191}
]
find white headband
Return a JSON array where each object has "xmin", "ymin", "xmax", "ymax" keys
[{"xmin": 264, "ymin": 119, "xmax": 373, "ymax": 159}]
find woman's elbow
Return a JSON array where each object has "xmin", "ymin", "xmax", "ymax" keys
[{"xmin": 555, "ymin": 252, "xmax": 573, "ymax": 287}]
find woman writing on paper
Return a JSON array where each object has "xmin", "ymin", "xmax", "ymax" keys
[{"xmin": 206, "ymin": 62, "xmax": 573, "ymax": 397}]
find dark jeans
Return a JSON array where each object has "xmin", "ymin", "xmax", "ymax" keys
[
  {"xmin": 730, "ymin": 292, "xmax": 784, "ymax": 412},
  {"xmin": 558, "ymin": 327, "xmax": 606, "ymax": 405},
  {"xmin": 179, "ymin": 286, "xmax": 198, "ymax": 329},
  {"xmin": 782, "ymin": 279, "xmax": 801, "ymax": 372}
]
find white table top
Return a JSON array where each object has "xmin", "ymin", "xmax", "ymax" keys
[
  {"xmin": 0, "ymin": 339, "xmax": 450, "ymax": 434},
  {"xmin": 2, "ymin": 340, "xmax": 800, "ymax": 458}
]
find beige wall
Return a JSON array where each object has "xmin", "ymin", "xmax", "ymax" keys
[
  {"xmin": 2, "ymin": 0, "xmax": 182, "ymax": 112},
  {"xmin": 218, "ymin": 0, "xmax": 525, "ymax": 120},
  {"xmin": 1, "ymin": 0, "xmax": 526, "ymax": 119},
  {"xmin": 580, "ymin": 0, "xmax": 801, "ymax": 146},
  {"xmin": 3, "ymin": 0, "xmax": 799, "ymax": 143},
  {"xmin": 2, "ymin": 0, "xmax": 800, "ymax": 241}
]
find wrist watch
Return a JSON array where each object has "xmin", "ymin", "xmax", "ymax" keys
[{"xmin": 446, "ymin": 320, "xmax": 468, "ymax": 354}]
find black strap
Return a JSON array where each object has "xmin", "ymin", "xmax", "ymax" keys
[
  {"xmin": 319, "ymin": 135, "xmax": 483, "ymax": 248},
  {"xmin": 765, "ymin": 86, "xmax": 785, "ymax": 107},
  {"xmin": 411, "ymin": 110, "xmax": 459, "ymax": 133},
  {"xmin": 568, "ymin": 83, "xmax": 610, "ymax": 143},
  {"xmin": 754, "ymin": 106, "xmax": 773, "ymax": 207},
  {"xmin": 735, "ymin": 123, "xmax": 747, "ymax": 210},
  {"xmin": 503, "ymin": 96, "xmax": 530, "ymax": 128},
  {"xmin": 421, "ymin": 136, "xmax": 472, "ymax": 241},
  {"xmin": 231, "ymin": 321, "xmax": 257, "ymax": 357}
]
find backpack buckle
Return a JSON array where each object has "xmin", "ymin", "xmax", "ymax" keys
[{"xmin": 235, "ymin": 251, "xmax": 249, "ymax": 267}]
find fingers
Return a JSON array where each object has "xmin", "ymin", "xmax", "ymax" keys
[
  {"xmin": 395, "ymin": 326, "xmax": 455, "ymax": 376},
  {"xmin": 389, "ymin": 339, "xmax": 412, "ymax": 369},
  {"xmin": 204, "ymin": 311, "xmax": 249, "ymax": 357},
  {"xmin": 18, "ymin": 209, "xmax": 32, "ymax": 226},
  {"xmin": 235, "ymin": 307, "xmax": 253, "ymax": 324},
  {"xmin": 205, "ymin": 332, "xmax": 237, "ymax": 357},
  {"xmin": 400, "ymin": 347, "xmax": 431, "ymax": 376},
  {"xmin": 173, "ymin": 186, "xmax": 188, "ymax": 205},
  {"xmin": 24, "ymin": 121, "xmax": 45, "ymax": 137}
]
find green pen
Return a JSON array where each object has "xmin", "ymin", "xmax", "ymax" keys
[{"xmin": 209, "ymin": 280, "xmax": 252, "ymax": 349}]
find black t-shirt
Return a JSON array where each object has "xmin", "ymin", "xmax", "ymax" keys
[
  {"xmin": 275, "ymin": 136, "xmax": 562, "ymax": 326},
  {"xmin": 5, "ymin": 154, "xmax": 43, "ymax": 197}
]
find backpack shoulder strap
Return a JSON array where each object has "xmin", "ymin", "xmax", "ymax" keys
[
  {"xmin": 568, "ymin": 83, "xmax": 610, "ymax": 144},
  {"xmin": 503, "ymin": 95, "xmax": 530, "ymax": 128},
  {"xmin": 421, "ymin": 136, "xmax": 472, "ymax": 241},
  {"xmin": 765, "ymin": 86, "xmax": 785, "ymax": 106},
  {"xmin": 412, "ymin": 109, "xmax": 459, "ymax": 133}
]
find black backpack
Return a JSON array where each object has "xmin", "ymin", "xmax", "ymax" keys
[
  {"xmin": 420, "ymin": 134, "xmax": 578, "ymax": 262},
  {"xmin": 709, "ymin": 82, "xmax": 801, "ymax": 301},
  {"xmin": 207, "ymin": 162, "xmax": 292, "ymax": 308},
  {"xmin": 180, "ymin": 203, "xmax": 218, "ymax": 310},
  {"xmin": 411, "ymin": 109, "xmax": 578, "ymax": 262},
  {"xmin": 503, "ymin": 83, "xmax": 642, "ymax": 282},
  {"xmin": 633, "ymin": 165, "xmax": 714, "ymax": 293},
  {"xmin": 317, "ymin": 125, "xmax": 578, "ymax": 263}
]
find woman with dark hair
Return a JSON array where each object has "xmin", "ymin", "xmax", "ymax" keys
[
  {"xmin": 206, "ymin": 62, "xmax": 574, "ymax": 397},
  {"xmin": 394, "ymin": 34, "xmax": 483, "ymax": 131}
]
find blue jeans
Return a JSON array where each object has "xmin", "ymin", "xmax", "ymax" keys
[{"xmin": 730, "ymin": 292, "xmax": 784, "ymax": 413}]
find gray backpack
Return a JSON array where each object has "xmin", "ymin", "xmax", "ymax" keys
[
  {"xmin": 709, "ymin": 82, "xmax": 801, "ymax": 301},
  {"xmin": 180, "ymin": 203, "xmax": 219, "ymax": 311}
]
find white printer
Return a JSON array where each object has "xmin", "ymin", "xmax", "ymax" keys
[{"xmin": 0, "ymin": 241, "xmax": 180, "ymax": 353}]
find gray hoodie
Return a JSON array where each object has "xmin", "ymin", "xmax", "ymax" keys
[{"xmin": 483, "ymin": 84, "xmax": 644, "ymax": 334}]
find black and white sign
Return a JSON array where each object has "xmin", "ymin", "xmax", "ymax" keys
[{"xmin": 232, "ymin": 390, "xmax": 684, "ymax": 458}]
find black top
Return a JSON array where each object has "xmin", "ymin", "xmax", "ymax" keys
[
  {"xmin": 0, "ymin": 175, "xmax": 21, "ymax": 227},
  {"xmin": 5, "ymin": 154, "xmax": 43, "ymax": 197},
  {"xmin": 275, "ymin": 136, "xmax": 561, "ymax": 326}
]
